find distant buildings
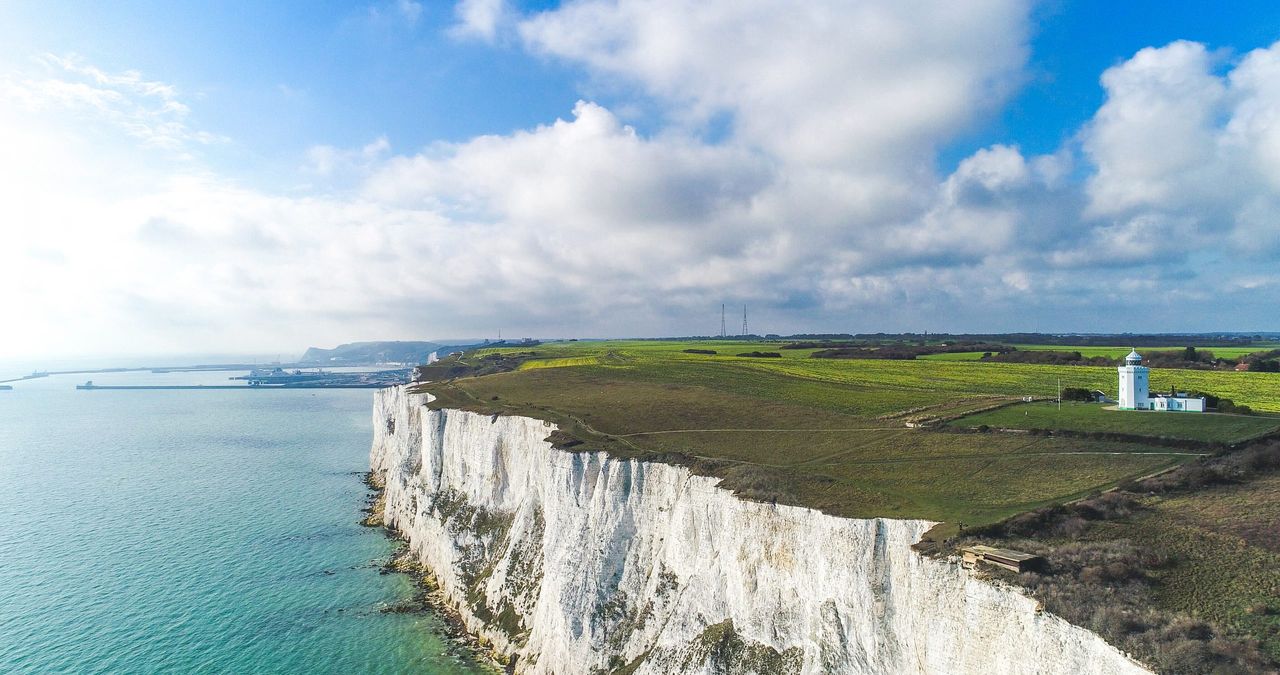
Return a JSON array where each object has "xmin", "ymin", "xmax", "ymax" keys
[{"xmin": 1117, "ymin": 350, "xmax": 1205, "ymax": 412}]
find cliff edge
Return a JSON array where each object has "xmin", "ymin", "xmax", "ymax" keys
[{"xmin": 371, "ymin": 384, "xmax": 1150, "ymax": 674}]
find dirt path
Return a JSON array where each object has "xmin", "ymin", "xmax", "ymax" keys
[
  {"xmin": 682, "ymin": 449, "xmax": 1207, "ymax": 470},
  {"xmin": 617, "ymin": 427, "xmax": 897, "ymax": 437}
]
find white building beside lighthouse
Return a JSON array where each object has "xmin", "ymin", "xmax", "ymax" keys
[{"xmin": 1117, "ymin": 349, "xmax": 1206, "ymax": 412}]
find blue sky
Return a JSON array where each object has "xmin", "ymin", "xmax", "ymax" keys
[
  {"xmin": 973, "ymin": 1, "xmax": 1280, "ymax": 158},
  {"xmin": 0, "ymin": 1, "xmax": 579, "ymax": 185},
  {"xmin": 7, "ymin": 1, "xmax": 1277, "ymax": 177},
  {"xmin": 1, "ymin": 1, "xmax": 1279, "ymax": 357}
]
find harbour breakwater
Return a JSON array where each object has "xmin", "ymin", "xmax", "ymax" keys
[{"xmin": 370, "ymin": 384, "xmax": 1151, "ymax": 674}]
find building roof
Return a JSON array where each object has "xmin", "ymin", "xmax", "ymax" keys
[
  {"xmin": 962, "ymin": 545, "xmax": 1042, "ymax": 563},
  {"xmin": 1125, "ymin": 349, "xmax": 1143, "ymax": 364}
]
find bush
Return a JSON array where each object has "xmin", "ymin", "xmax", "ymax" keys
[
  {"xmin": 1219, "ymin": 399, "xmax": 1245, "ymax": 414},
  {"xmin": 1093, "ymin": 606, "xmax": 1145, "ymax": 636},
  {"xmin": 1061, "ymin": 387, "xmax": 1095, "ymax": 402},
  {"xmin": 1052, "ymin": 516, "xmax": 1089, "ymax": 538},
  {"xmin": 982, "ymin": 350, "xmax": 1118, "ymax": 366},
  {"xmin": 1188, "ymin": 391, "xmax": 1257, "ymax": 415},
  {"xmin": 1250, "ymin": 359, "xmax": 1280, "ymax": 372},
  {"xmin": 814, "ymin": 342, "xmax": 1012, "ymax": 360}
]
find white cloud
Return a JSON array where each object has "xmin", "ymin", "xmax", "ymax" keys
[
  {"xmin": 1081, "ymin": 39, "xmax": 1280, "ymax": 261},
  {"xmin": 519, "ymin": 1, "xmax": 1029, "ymax": 171},
  {"xmin": 1083, "ymin": 41, "xmax": 1227, "ymax": 217},
  {"xmin": 12, "ymin": 15, "xmax": 1280, "ymax": 358},
  {"xmin": 1047, "ymin": 214, "xmax": 1200, "ymax": 268},
  {"xmin": 450, "ymin": 0, "xmax": 510, "ymax": 42},
  {"xmin": 396, "ymin": 0, "xmax": 423, "ymax": 26},
  {"xmin": 6, "ymin": 53, "xmax": 226, "ymax": 155},
  {"xmin": 364, "ymin": 1, "xmax": 425, "ymax": 29},
  {"xmin": 366, "ymin": 101, "xmax": 768, "ymax": 226},
  {"xmin": 949, "ymin": 145, "xmax": 1032, "ymax": 192},
  {"xmin": 305, "ymin": 136, "xmax": 391, "ymax": 178}
]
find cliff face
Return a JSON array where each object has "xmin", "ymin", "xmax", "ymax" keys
[{"xmin": 371, "ymin": 385, "xmax": 1150, "ymax": 674}]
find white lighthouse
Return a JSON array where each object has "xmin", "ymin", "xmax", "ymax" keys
[
  {"xmin": 1117, "ymin": 349, "xmax": 1150, "ymax": 410},
  {"xmin": 1116, "ymin": 349, "xmax": 1206, "ymax": 412}
]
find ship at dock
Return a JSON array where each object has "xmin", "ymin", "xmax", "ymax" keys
[
  {"xmin": 74, "ymin": 366, "xmax": 413, "ymax": 390},
  {"xmin": 235, "ymin": 368, "xmax": 330, "ymax": 386}
]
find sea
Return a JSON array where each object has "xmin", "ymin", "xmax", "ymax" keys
[{"xmin": 0, "ymin": 363, "xmax": 489, "ymax": 674}]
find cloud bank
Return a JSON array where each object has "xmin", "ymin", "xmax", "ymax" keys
[{"xmin": 3, "ymin": 2, "xmax": 1280, "ymax": 357}]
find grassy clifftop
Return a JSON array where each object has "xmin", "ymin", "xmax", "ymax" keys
[
  {"xmin": 411, "ymin": 339, "xmax": 1280, "ymax": 526},
  {"xmin": 412, "ymin": 338, "xmax": 1280, "ymax": 673}
]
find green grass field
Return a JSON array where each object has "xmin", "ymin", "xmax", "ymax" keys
[
  {"xmin": 949, "ymin": 401, "xmax": 1280, "ymax": 443},
  {"xmin": 410, "ymin": 339, "xmax": 1280, "ymax": 525}
]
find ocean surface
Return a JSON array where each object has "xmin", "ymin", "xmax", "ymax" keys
[{"xmin": 0, "ymin": 367, "xmax": 488, "ymax": 674}]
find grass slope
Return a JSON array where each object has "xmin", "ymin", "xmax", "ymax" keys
[{"xmin": 956, "ymin": 445, "xmax": 1280, "ymax": 672}]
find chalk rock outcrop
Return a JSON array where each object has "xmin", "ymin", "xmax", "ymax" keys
[{"xmin": 371, "ymin": 385, "xmax": 1149, "ymax": 674}]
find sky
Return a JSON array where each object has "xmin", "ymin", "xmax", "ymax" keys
[{"xmin": 2, "ymin": 0, "xmax": 1280, "ymax": 358}]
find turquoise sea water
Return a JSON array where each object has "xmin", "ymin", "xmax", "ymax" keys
[{"xmin": 0, "ymin": 368, "xmax": 487, "ymax": 674}]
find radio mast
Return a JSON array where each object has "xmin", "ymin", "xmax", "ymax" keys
[
  {"xmin": 720, "ymin": 304, "xmax": 727, "ymax": 338},
  {"xmin": 742, "ymin": 305, "xmax": 748, "ymax": 336}
]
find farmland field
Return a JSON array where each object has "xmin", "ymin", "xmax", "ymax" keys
[
  {"xmin": 412, "ymin": 339, "xmax": 1280, "ymax": 525},
  {"xmin": 478, "ymin": 340, "xmax": 1280, "ymax": 412}
]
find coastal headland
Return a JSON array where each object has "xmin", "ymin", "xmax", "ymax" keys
[{"xmin": 377, "ymin": 337, "xmax": 1280, "ymax": 673}]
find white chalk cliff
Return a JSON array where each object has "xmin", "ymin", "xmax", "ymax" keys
[{"xmin": 371, "ymin": 385, "xmax": 1151, "ymax": 674}]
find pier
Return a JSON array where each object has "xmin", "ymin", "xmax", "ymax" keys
[
  {"xmin": 3, "ymin": 362, "xmax": 411, "ymax": 392},
  {"xmin": 75, "ymin": 383, "xmax": 388, "ymax": 390}
]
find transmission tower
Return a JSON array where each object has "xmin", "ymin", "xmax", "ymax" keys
[
  {"xmin": 720, "ymin": 304, "xmax": 727, "ymax": 338},
  {"xmin": 742, "ymin": 305, "xmax": 748, "ymax": 336}
]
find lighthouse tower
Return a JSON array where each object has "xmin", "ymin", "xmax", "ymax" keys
[{"xmin": 1117, "ymin": 349, "xmax": 1150, "ymax": 410}]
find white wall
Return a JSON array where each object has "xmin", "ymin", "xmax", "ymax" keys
[{"xmin": 1117, "ymin": 365, "xmax": 1150, "ymax": 410}]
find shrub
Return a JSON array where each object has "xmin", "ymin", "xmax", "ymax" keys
[
  {"xmin": 1061, "ymin": 387, "xmax": 1095, "ymax": 402},
  {"xmin": 1052, "ymin": 516, "xmax": 1089, "ymax": 539},
  {"xmin": 1250, "ymin": 359, "xmax": 1280, "ymax": 372}
]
